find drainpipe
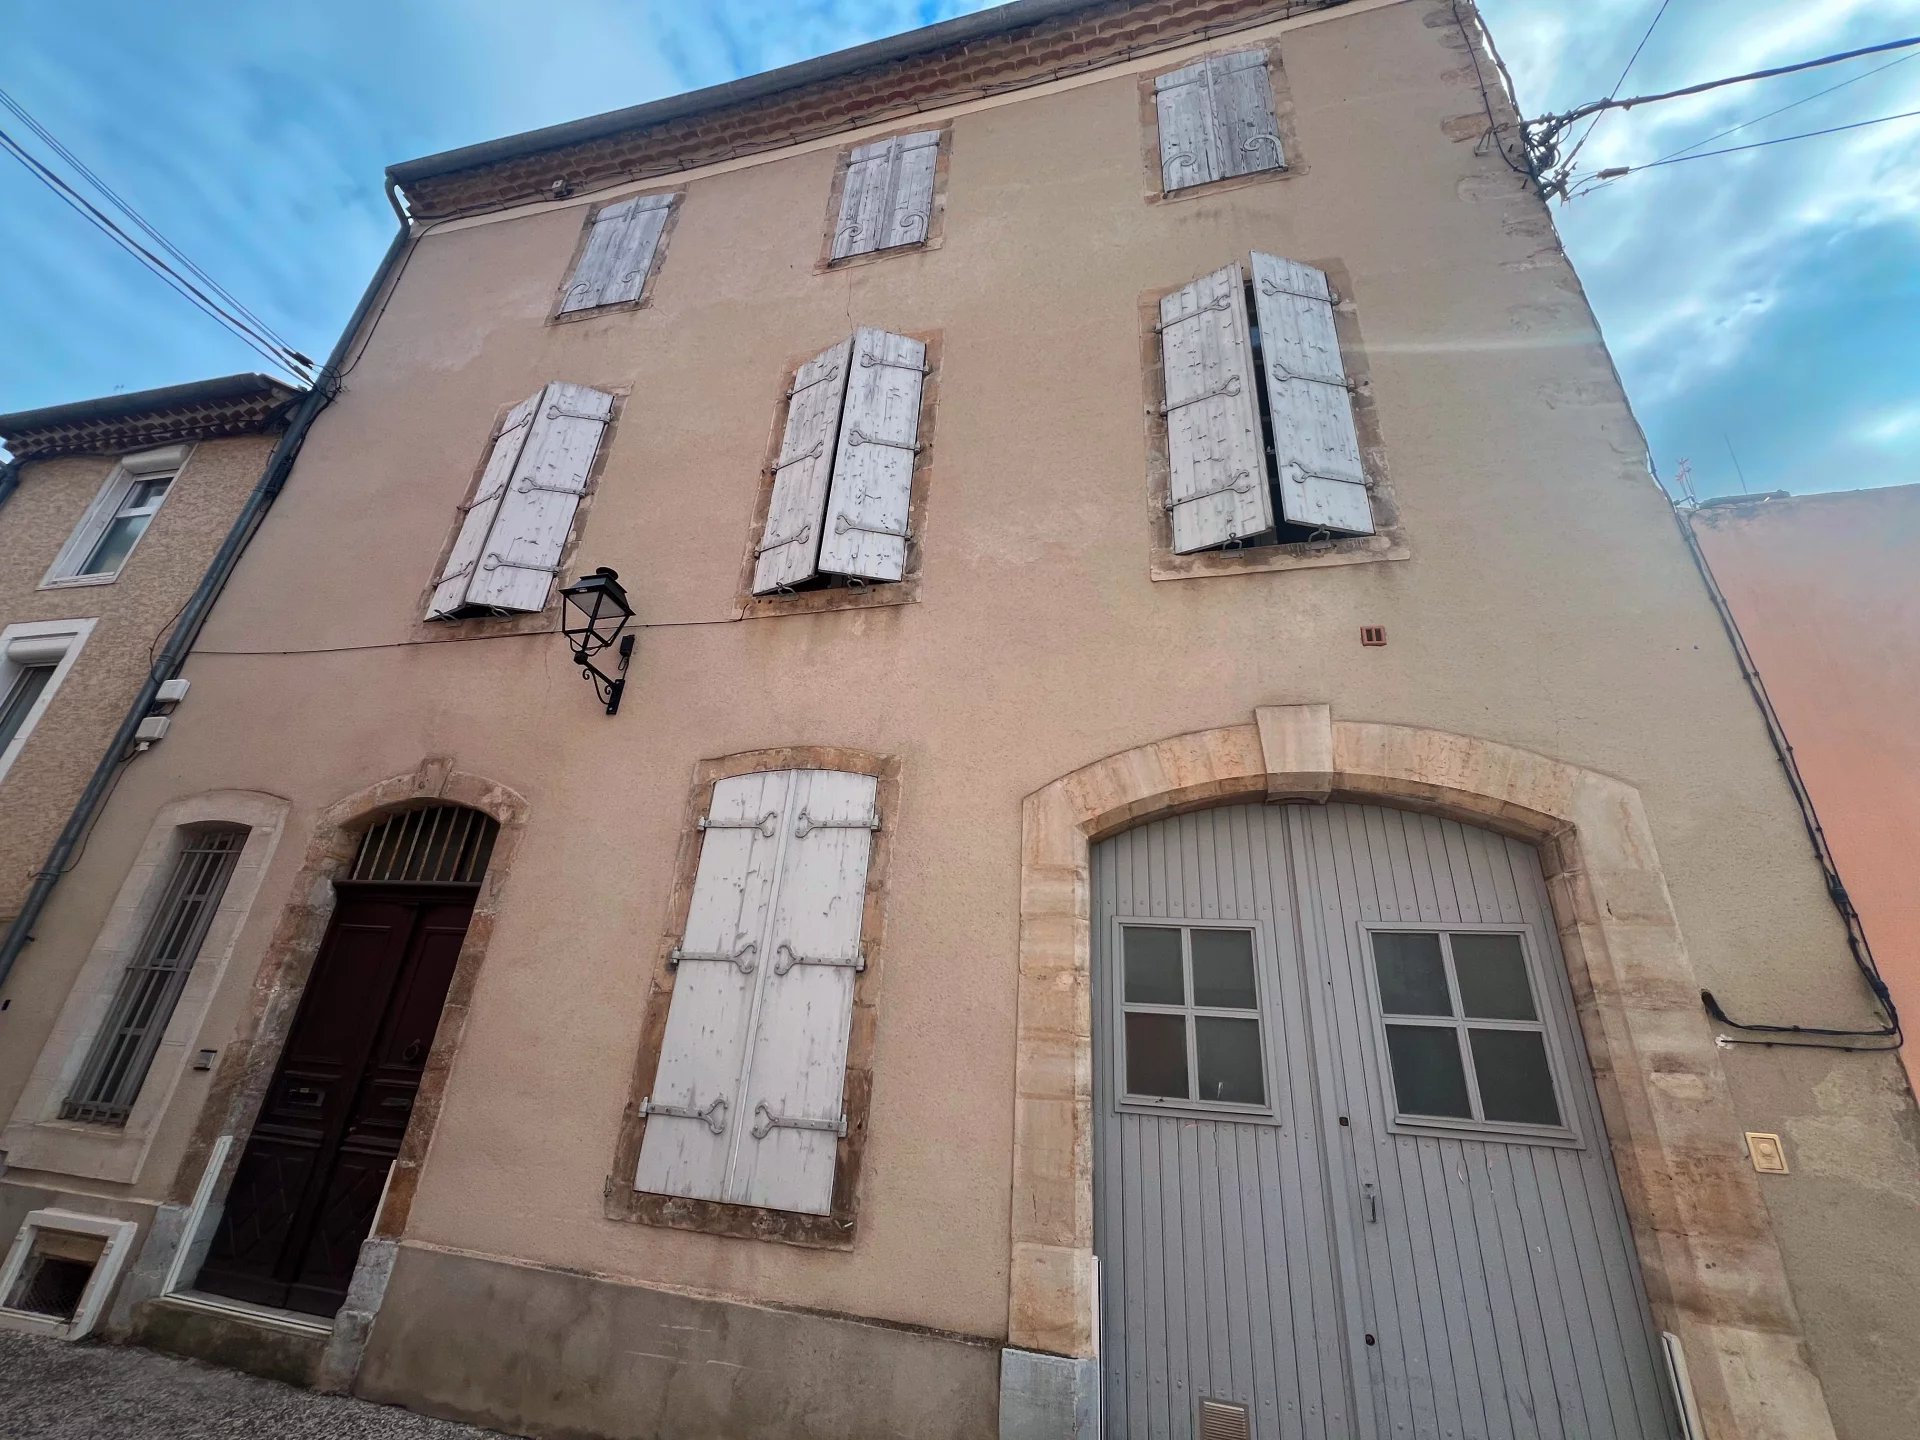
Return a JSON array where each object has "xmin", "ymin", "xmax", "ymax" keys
[{"xmin": 0, "ymin": 184, "xmax": 417, "ymax": 993}]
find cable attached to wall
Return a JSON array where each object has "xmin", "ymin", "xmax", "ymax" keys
[{"xmin": 1673, "ymin": 502, "xmax": 1902, "ymax": 1052}]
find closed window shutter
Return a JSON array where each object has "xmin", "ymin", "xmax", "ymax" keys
[
  {"xmin": 1207, "ymin": 50, "xmax": 1285, "ymax": 179},
  {"xmin": 1160, "ymin": 263, "xmax": 1273, "ymax": 552},
  {"xmin": 1156, "ymin": 51, "xmax": 1282, "ymax": 192},
  {"xmin": 1155, "ymin": 60, "xmax": 1217, "ymax": 190},
  {"xmin": 732, "ymin": 769, "xmax": 877, "ymax": 1214},
  {"xmin": 817, "ymin": 327, "xmax": 924, "ymax": 583},
  {"xmin": 636, "ymin": 772, "xmax": 792, "ymax": 1203},
  {"xmin": 427, "ymin": 392, "xmax": 541, "ymax": 618},
  {"xmin": 461, "ymin": 382, "xmax": 614, "ymax": 612},
  {"xmin": 832, "ymin": 131, "xmax": 939, "ymax": 260},
  {"xmin": 636, "ymin": 768, "xmax": 877, "ymax": 1216},
  {"xmin": 560, "ymin": 194, "xmax": 674, "ymax": 314},
  {"xmin": 1251, "ymin": 253, "xmax": 1372, "ymax": 536},
  {"xmin": 753, "ymin": 338, "xmax": 852, "ymax": 594}
]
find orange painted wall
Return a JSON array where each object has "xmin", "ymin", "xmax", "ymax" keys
[{"xmin": 1690, "ymin": 486, "xmax": 1920, "ymax": 1089}]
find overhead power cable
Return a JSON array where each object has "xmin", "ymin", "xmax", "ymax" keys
[
  {"xmin": 1526, "ymin": 33, "xmax": 1920, "ymax": 196},
  {"xmin": 0, "ymin": 117, "xmax": 313, "ymax": 383},
  {"xmin": 1572, "ymin": 106, "xmax": 1920, "ymax": 194},
  {"xmin": 1557, "ymin": 0, "xmax": 1674, "ymax": 178}
]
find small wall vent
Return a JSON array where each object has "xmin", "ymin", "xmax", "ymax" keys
[
  {"xmin": 1199, "ymin": 1397, "xmax": 1253, "ymax": 1440},
  {"xmin": 0, "ymin": 1209, "xmax": 139, "ymax": 1341}
]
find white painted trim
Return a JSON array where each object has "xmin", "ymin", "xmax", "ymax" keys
[
  {"xmin": 0, "ymin": 617, "xmax": 96, "ymax": 787},
  {"xmin": 0, "ymin": 1208, "xmax": 140, "ymax": 1341},
  {"xmin": 38, "ymin": 443, "xmax": 192, "ymax": 588},
  {"xmin": 162, "ymin": 1134, "xmax": 234, "ymax": 1297},
  {"xmin": 1, "ymin": 791, "xmax": 289, "ymax": 1184},
  {"xmin": 158, "ymin": 1289, "xmax": 333, "ymax": 1337},
  {"xmin": 1663, "ymin": 1330, "xmax": 1707, "ymax": 1440}
]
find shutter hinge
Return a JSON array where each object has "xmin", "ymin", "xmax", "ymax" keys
[
  {"xmin": 669, "ymin": 940, "xmax": 758, "ymax": 975},
  {"xmin": 1166, "ymin": 470, "xmax": 1256, "ymax": 511},
  {"xmin": 1159, "ymin": 375, "xmax": 1242, "ymax": 415},
  {"xmin": 834, "ymin": 512, "xmax": 910, "ymax": 542},
  {"xmin": 546, "ymin": 403, "xmax": 609, "ymax": 422},
  {"xmin": 480, "ymin": 554, "xmax": 562, "ymax": 575},
  {"xmin": 1281, "ymin": 461, "xmax": 1371, "ymax": 491},
  {"xmin": 1269, "ymin": 360, "xmax": 1355, "ymax": 393},
  {"xmin": 699, "ymin": 810, "xmax": 779, "ymax": 837},
  {"xmin": 641, "ymin": 1094, "xmax": 729, "ymax": 1135},
  {"xmin": 755, "ymin": 522, "xmax": 813, "ymax": 557},
  {"xmin": 846, "ymin": 427, "xmax": 923, "ymax": 454},
  {"xmin": 858, "ymin": 350, "xmax": 930, "ymax": 374},
  {"xmin": 1154, "ymin": 294, "xmax": 1231, "ymax": 333},
  {"xmin": 751, "ymin": 1101, "xmax": 847, "ymax": 1140},
  {"xmin": 1260, "ymin": 277, "xmax": 1341, "ymax": 306},
  {"xmin": 433, "ymin": 559, "xmax": 477, "ymax": 586},
  {"xmin": 457, "ymin": 484, "xmax": 508, "ymax": 514},
  {"xmin": 787, "ymin": 367, "xmax": 841, "ymax": 399},
  {"xmin": 793, "ymin": 807, "xmax": 881, "ymax": 838},
  {"xmin": 773, "ymin": 942, "xmax": 866, "ymax": 976},
  {"xmin": 1240, "ymin": 133, "xmax": 1284, "ymax": 168},
  {"xmin": 768, "ymin": 440, "xmax": 824, "ymax": 473},
  {"xmin": 516, "ymin": 475, "xmax": 589, "ymax": 499}
]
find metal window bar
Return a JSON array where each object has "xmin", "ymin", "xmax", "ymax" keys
[
  {"xmin": 349, "ymin": 805, "xmax": 498, "ymax": 884},
  {"xmin": 61, "ymin": 829, "xmax": 244, "ymax": 1124}
]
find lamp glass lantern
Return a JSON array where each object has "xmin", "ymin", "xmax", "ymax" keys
[{"xmin": 558, "ymin": 566, "xmax": 635, "ymax": 714}]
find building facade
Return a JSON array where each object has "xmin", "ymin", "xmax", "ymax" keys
[
  {"xmin": 2, "ymin": 4, "xmax": 1917, "ymax": 1439},
  {"xmin": 1686, "ymin": 486, "xmax": 1920, "ymax": 1090}
]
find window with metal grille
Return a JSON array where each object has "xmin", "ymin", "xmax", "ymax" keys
[
  {"xmin": 349, "ymin": 805, "xmax": 497, "ymax": 885},
  {"xmin": 62, "ymin": 827, "xmax": 245, "ymax": 1125}
]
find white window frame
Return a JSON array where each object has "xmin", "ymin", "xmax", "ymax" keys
[
  {"xmin": 41, "ymin": 444, "xmax": 188, "ymax": 588},
  {"xmin": 1359, "ymin": 921, "xmax": 1584, "ymax": 1149},
  {"xmin": 1110, "ymin": 918, "xmax": 1278, "ymax": 1124},
  {"xmin": 0, "ymin": 618, "xmax": 95, "ymax": 787}
]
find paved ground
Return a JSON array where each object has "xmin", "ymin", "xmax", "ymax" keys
[{"xmin": 0, "ymin": 1330, "xmax": 511, "ymax": 1439}]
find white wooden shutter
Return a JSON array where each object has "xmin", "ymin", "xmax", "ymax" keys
[
  {"xmin": 832, "ymin": 131, "xmax": 939, "ymax": 260},
  {"xmin": 1160, "ymin": 263, "xmax": 1273, "ymax": 552},
  {"xmin": 1251, "ymin": 253, "xmax": 1372, "ymax": 536},
  {"xmin": 1154, "ymin": 59, "xmax": 1217, "ymax": 191},
  {"xmin": 559, "ymin": 193, "xmax": 674, "ymax": 314},
  {"xmin": 427, "ymin": 392, "xmax": 540, "ymax": 618},
  {"xmin": 461, "ymin": 382, "xmax": 614, "ymax": 612},
  {"xmin": 1156, "ymin": 51, "xmax": 1283, "ymax": 192},
  {"xmin": 817, "ymin": 327, "xmax": 924, "ymax": 583},
  {"xmin": 1208, "ymin": 50, "xmax": 1285, "ymax": 180},
  {"xmin": 635, "ymin": 771, "xmax": 792, "ymax": 1203},
  {"xmin": 753, "ymin": 338, "xmax": 852, "ymax": 594},
  {"xmin": 731, "ymin": 769, "xmax": 877, "ymax": 1214}
]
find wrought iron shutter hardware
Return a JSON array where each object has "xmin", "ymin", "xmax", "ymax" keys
[
  {"xmin": 480, "ymin": 553, "xmax": 561, "ymax": 575},
  {"xmin": 546, "ymin": 403, "xmax": 608, "ymax": 422},
  {"xmin": 641, "ymin": 1094, "xmax": 729, "ymax": 1135},
  {"xmin": 773, "ymin": 941, "xmax": 866, "ymax": 976},
  {"xmin": 1260, "ymin": 277, "xmax": 1343, "ymax": 306},
  {"xmin": 766, "ymin": 439, "xmax": 824, "ymax": 474},
  {"xmin": 1160, "ymin": 374, "xmax": 1243, "ymax": 415},
  {"xmin": 669, "ymin": 940, "xmax": 758, "ymax": 975},
  {"xmin": 859, "ymin": 350, "xmax": 930, "ymax": 374},
  {"xmin": 846, "ymin": 427, "xmax": 923, "ymax": 454},
  {"xmin": 751, "ymin": 1100, "xmax": 848, "ymax": 1140},
  {"xmin": 1281, "ymin": 460, "xmax": 1373, "ymax": 491},
  {"xmin": 834, "ymin": 512, "xmax": 910, "ymax": 541},
  {"xmin": 515, "ymin": 475, "xmax": 588, "ymax": 498},
  {"xmin": 1269, "ymin": 359, "xmax": 1356, "ymax": 392},
  {"xmin": 1166, "ymin": 470, "xmax": 1255, "ymax": 511},
  {"xmin": 698, "ymin": 810, "xmax": 779, "ymax": 838},
  {"xmin": 754, "ymin": 522, "xmax": 813, "ymax": 557},
  {"xmin": 1154, "ymin": 294, "xmax": 1231, "ymax": 332},
  {"xmin": 793, "ymin": 807, "xmax": 882, "ymax": 838},
  {"xmin": 786, "ymin": 366, "xmax": 840, "ymax": 399}
]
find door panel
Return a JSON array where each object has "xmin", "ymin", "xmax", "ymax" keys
[
  {"xmin": 1094, "ymin": 803, "xmax": 1677, "ymax": 1440},
  {"xmin": 198, "ymin": 892, "xmax": 471, "ymax": 1315}
]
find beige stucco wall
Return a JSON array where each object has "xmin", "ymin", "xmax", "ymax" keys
[
  {"xmin": 2, "ymin": 2, "xmax": 1915, "ymax": 1434},
  {"xmin": 0, "ymin": 433, "xmax": 276, "ymax": 923}
]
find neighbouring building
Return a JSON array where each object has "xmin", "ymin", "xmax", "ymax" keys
[
  {"xmin": 2, "ymin": 4, "xmax": 1917, "ymax": 1439},
  {"xmin": 0, "ymin": 375, "xmax": 298, "ymax": 926},
  {"xmin": 1685, "ymin": 486, "xmax": 1920, "ymax": 1090}
]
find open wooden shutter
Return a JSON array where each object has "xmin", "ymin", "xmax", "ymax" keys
[
  {"xmin": 559, "ymin": 193, "xmax": 674, "ymax": 314},
  {"xmin": 460, "ymin": 382, "xmax": 614, "ymax": 612},
  {"xmin": 1251, "ymin": 253, "xmax": 1372, "ymax": 536},
  {"xmin": 731, "ymin": 769, "xmax": 877, "ymax": 1214},
  {"xmin": 427, "ymin": 392, "xmax": 540, "ymax": 618},
  {"xmin": 818, "ymin": 328, "xmax": 924, "ymax": 583},
  {"xmin": 754, "ymin": 338, "xmax": 852, "ymax": 593},
  {"xmin": 1156, "ymin": 51, "xmax": 1283, "ymax": 192},
  {"xmin": 1208, "ymin": 50, "xmax": 1285, "ymax": 180},
  {"xmin": 1160, "ymin": 263, "xmax": 1273, "ymax": 552},
  {"xmin": 832, "ymin": 131, "xmax": 939, "ymax": 260},
  {"xmin": 635, "ymin": 771, "xmax": 792, "ymax": 1202}
]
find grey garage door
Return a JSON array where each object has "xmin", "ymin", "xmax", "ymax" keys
[{"xmin": 1092, "ymin": 802, "xmax": 1678, "ymax": 1440}]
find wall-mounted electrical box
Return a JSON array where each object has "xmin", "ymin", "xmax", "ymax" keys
[{"xmin": 154, "ymin": 678, "xmax": 190, "ymax": 706}]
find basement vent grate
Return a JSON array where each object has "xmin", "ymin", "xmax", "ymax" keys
[
  {"xmin": 349, "ymin": 805, "xmax": 498, "ymax": 885},
  {"xmin": 1199, "ymin": 1397, "xmax": 1252, "ymax": 1440},
  {"xmin": 4, "ymin": 1230, "xmax": 104, "ymax": 1322}
]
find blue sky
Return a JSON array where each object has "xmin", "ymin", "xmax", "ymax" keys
[{"xmin": 4, "ymin": 1, "xmax": 1917, "ymax": 499}]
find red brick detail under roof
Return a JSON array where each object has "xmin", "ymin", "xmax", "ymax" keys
[
  {"xmin": 399, "ymin": 0, "xmax": 1343, "ymax": 218},
  {"xmin": 1, "ymin": 381, "xmax": 300, "ymax": 461}
]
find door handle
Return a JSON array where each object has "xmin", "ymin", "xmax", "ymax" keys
[{"xmin": 1361, "ymin": 1181, "xmax": 1379, "ymax": 1224}]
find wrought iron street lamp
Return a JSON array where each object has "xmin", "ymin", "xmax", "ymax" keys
[{"xmin": 558, "ymin": 566, "xmax": 634, "ymax": 715}]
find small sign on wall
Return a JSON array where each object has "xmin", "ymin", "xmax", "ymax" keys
[{"xmin": 1745, "ymin": 1131, "xmax": 1789, "ymax": 1173}]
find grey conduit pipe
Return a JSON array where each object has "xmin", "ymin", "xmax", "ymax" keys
[{"xmin": 0, "ymin": 186, "xmax": 416, "ymax": 993}]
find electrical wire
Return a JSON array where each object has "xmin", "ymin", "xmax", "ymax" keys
[
  {"xmin": 1569, "ymin": 105, "xmax": 1920, "ymax": 196},
  {"xmin": 1451, "ymin": 1, "xmax": 1533, "ymax": 179},
  {"xmin": 0, "ymin": 86, "xmax": 310, "ymax": 368},
  {"xmin": 1558, "ymin": 0, "xmax": 1673, "ymax": 179},
  {"xmin": 0, "ymin": 123, "xmax": 314, "ymax": 383}
]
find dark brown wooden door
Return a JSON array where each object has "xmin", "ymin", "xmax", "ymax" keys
[{"xmin": 197, "ymin": 889, "xmax": 472, "ymax": 1315}]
